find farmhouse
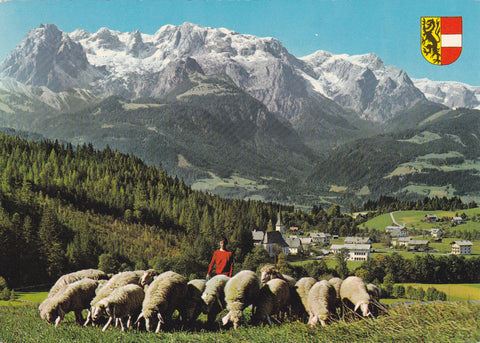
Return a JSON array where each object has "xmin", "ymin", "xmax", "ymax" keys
[
  {"xmin": 309, "ymin": 232, "xmax": 331, "ymax": 245},
  {"xmin": 451, "ymin": 240, "xmax": 473, "ymax": 255},
  {"xmin": 285, "ymin": 236, "xmax": 302, "ymax": 255},
  {"xmin": 425, "ymin": 214, "xmax": 437, "ymax": 223},
  {"xmin": 252, "ymin": 230, "xmax": 265, "ymax": 246},
  {"xmin": 344, "ymin": 236, "xmax": 371, "ymax": 244},
  {"xmin": 385, "ymin": 226, "xmax": 407, "ymax": 237},
  {"xmin": 392, "ymin": 237, "xmax": 430, "ymax": 251},
  {"xmin": 429, "ymin": 228, "xmax": 442, "ymax": 238},
  {"xmin": 330, "ymin": 243, "xmax": 371, "ymax": 261},
  {"xmin": 451, "ymin": 216, "xmax": 463, "ymax": 225}
]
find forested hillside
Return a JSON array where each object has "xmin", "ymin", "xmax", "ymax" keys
[{"xmin": 0, "ymin": 132, "xmax": 292, "ymax": 288}]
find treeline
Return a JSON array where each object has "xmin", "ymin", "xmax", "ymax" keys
[
  {"xmin": 361, "ymin": 195, "xmax": 477, "ymax": 213},
  {"xmin": 0, "ymin": 133, "xmax": 292, "ymax": 288},
  {"xmin": 355, "ymin": 252, "xmax": 480, "ymax": 284}
]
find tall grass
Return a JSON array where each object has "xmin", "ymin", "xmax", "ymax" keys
[{"xmin": 1, "ymin": 302, "xmax": 479, "ymax": 342}]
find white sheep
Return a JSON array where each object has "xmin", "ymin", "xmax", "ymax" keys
[
  {"xmin": 222, "ymin": 270, "xmax": 260, "ymax": 330},
  {"xmin": 84, "ymin": 271, "xmax": 144, "ymax": 326},
  {"xmin": 294, "ymin": 277, "xmax": 317, "ymax": 317},
  {"xmin": 328, "ymin": 277, "xmax": 343, "ymax": 315},
  {"xmin": 39, "ymin": 278, "xmax": 98, "ymax": 327},
  {"xmin": 180, "ymin": 279, "xmax": 207, "ymax": 325},
  {"xmin": 90, "ymin": 284, "xmax": 145, "ymax": 332},
  {"xmin": 252, "ymin": 278, "xmax": 290, "ymax": 325},
  {"xmin": 260, "ymin": 265, "xmax": 296, "ymax": 287},
  {"xmin": 201, "ymin": 274, "xmax": 230, "ymax": 325},
  {"xmin": 139, "ymin": 269, "xmax": 158, "ymax": 288},
  {"xmin": 43, "ymin": 269, "xmax": 109, "ymax": 301},
  {"xmin": 307, "ymin": 280, "xmax": 337, "ymax": 327},
  {"xmin": 136, "ymin": 271, "xmax": 188, "ymax": 332},
  {"xmin": 339, "ymin": 276, "xmax": 372, "ymax": 318}
]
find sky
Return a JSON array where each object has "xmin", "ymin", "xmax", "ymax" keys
[{"xmin": 0, "ymin": 0, "xmax": 479, "ymax": 86}]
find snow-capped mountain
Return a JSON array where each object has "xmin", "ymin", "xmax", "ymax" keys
[
  {"xmin": 0, "ymin": 22, "xmax": 431, "ymax": 123},
  {"xmin": 413, "ymin": 78, "xmax": 480, "ymax": 110},
  {"xmin": 300, "ymin": 51, "xmax": 427, "ymax": 122}
]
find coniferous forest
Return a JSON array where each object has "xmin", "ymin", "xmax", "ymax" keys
[
  {"xmin": 3, "ymin": 132, "xmax": 480, "ymax": 291},
  {"xmin": 0, "ymin": 132, "xmax": 297, "ymax": 288}
]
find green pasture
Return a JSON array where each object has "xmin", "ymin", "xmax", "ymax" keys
[
  {"xmin": 363, "ymin": 208, "xmax": 480, "ymax": 232},
  {"xmin": 397, "ymin": 283, "xmax": 480, "ymax": 301}
]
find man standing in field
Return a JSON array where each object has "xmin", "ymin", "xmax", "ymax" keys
[{"xmin": 206, "ymin": 237, "xmax": 233, "ymax": 280}]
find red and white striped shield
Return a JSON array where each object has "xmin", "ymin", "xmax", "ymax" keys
[{"xmin": 421, "ymin": 17, "xmax": 462, "ymax": 65}]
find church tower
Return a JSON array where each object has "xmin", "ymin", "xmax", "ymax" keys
[{"xmin": 275, "ymin": 211, "xmax": 286, "ymax": 239}]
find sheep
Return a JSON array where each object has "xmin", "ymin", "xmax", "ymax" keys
[
  {"xmin": 90, "ymin": 284, "xmax": 145, "ymax": 332},
  {"xmin": 201, "ymin": 274, "xmax": 230, "ymax": 326},
  {"xmin": 367, "ymin": 283, "xmax": 381, "ymax": 301},
  {"xmin": 307, "ymin": 280, "xmax": 337, "ymax": 327},
  {"xmin": 45, "ymin": 269, "xmax": 109, "ymax": 299},
  {"xmin": 139, "ymin": 269, "xmax": 158, "ymax": 289},
  {"xmin": 366, "ymin": 283, "xmax": 384, "ymax": 317},
  {"xmin": 136, "ymin": 271, "xmax": 188, "ymax": 332},
  {"xmin": 293, "ymin": 277, "xmax": 317, "ymax": 318},
  {"xmin": 180, "ymin": 279, "xmax": 207, "ymax": 325},
  {"xmin": 252, "ymin": 278, "xmax": 290, "ymax": 325},
  {"xmin": 84, "ymin": 270, "xmax": 147, "ymax": 326},
  {"xmin": 39, "ymin": 278, "xmax": 98, "ymax": 327},
  {"xmin": 260, "ymin": 265, "xmax": 296, "ymax": 287},
  {"xmin": 339, "ymin": 276, "xmax": 372, "ymax": 318},
  {"xmin": 222, "ymin": 270, "xmax": 260, "ymax": 330}
]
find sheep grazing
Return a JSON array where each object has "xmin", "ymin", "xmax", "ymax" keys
[
  {"xmin": 307, "ymin": 280, "xmax": 337, "ymax": 327},
  {"xmin": 136, "ymin": 271, "xmax": 188, "ymax": 332},
  {"xmin": 180, "ymin": 279, "xmax": 207, "ymax": 325},
  {"xmin": 84, "ymin": 271, "xmax": 145, "ymax": 326},
  {"xmin": 44, "ymin": 269, "xmax": 109, "ymax": 300},
  {"xmin": 252, "ymin": 278, "xmax": 290, "ymax": 325},
  {"xmin": 139, "ymin": 269, "xmax": 158, "ymax": 289},
  {"xmin": 39, "ymin": 278, "xmax": 98, "ymax": 327},
  {"xmin": 222, "ymin": 270, "xmax": 260, "ymax": 330},
  {"xmin": 366, "ymin": 283, "xmax": 381, "ymax": 302},
  {"xmin": 328, "ymin": 277, "xmax": 343, "ymax": 315},
  {"xmin": 201, "ymin": 274, "xmax": 230, "ymax": 326},
  {"xmin": 260, "ymin": 265, "xmax": 295, "ymax": 288},
  {"xmin": 339, "ymin": 276, "xmax": 372, "ymax": 318},
  {"xmin": 366, "ymin": 283, "xmax": 384, "ymax": 317},
  {"xmin": 90, "ymin": 284, "xmax": 145, "ymax": 332},
  {"xmin": 293, "ymin": 277, "xmax": 317, "ymax": 318}
]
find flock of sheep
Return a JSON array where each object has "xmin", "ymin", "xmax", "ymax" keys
[{"xmin": 38, "ymin": 266, "xmax": 385, "ymax": 333}]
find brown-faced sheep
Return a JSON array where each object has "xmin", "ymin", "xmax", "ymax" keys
[
  {"xmin": 260, "ymin": 265, "xmax": 295, "ymax": 287},
  {"xmin": 201, "ymin": 274, "xmax": 230, "ymax": 326},
  {"xmin": 136, "ymin": 271, "xmax": 188, "ymax": 332},
  {"xmin": 252, "ymin": 278, "xmax": 290, "ymax": 325},
  {"xmin": 90, "ymin": 284, "xmax": 145, "ymax": 331},
  {"xmin": 222, "ymin": 270, "xmax": 260, "ymax": 330},
  {"xmin": 307, "ymin": 280, "xmax": 337, "ymax": 327},
  {"xmin": 39, "ymin": 278, "xmax": 98, "ymax": 327},
  {"xmin": 339, "ymin": 276, "xmax": 372, "ymax": 318}
]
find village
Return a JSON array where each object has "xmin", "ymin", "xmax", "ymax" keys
[{"xmin": 252, "ymin": 212, "xmax": 475, "ymax": 263}]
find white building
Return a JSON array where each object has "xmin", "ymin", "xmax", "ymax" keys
[
  {"xmin": 309, "ymin": 232, "xmax": 331, "ymax": 245},
  {"xmin": 451, "ymin": 241, "xmax": 473, "ymax": 255},
  {"xmin": 330, "ymin": 243, "xmax": 371, "ymax": 261}
]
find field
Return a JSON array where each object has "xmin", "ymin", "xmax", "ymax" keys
[
  {"xmin": 397, "ymin": 283, "xmax": 480, "ymax": 301},
  {"xmin": 1, "ymin": 300, "xmax": 480, "ymax": 342}
]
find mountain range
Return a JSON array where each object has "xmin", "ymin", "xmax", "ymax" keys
[{"xmin": 1, "ymin": 23, "xmax": 479, "ymax": 207}]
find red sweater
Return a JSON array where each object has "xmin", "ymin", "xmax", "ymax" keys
[{"xmin": 207, "ymin": 250, "xmax": 233, "ymax": 277}]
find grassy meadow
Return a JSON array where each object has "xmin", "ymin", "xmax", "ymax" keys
[{"xmin": 1, "ymin": 299, "xmax": 480, "ymax": 342}]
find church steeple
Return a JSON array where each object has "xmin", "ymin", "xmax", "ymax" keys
[{"xmin": 275, "ymin": 211, "xmax": 286, "ymax": 239}]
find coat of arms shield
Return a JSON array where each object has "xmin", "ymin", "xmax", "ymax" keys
[{"xmin": 421, "ymin": 17, "xmax": 462, "ymax": 65}]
